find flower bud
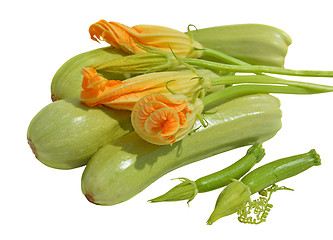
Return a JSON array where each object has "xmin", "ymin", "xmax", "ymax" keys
[
  {"xmin": 80, "ymin": 67, "xmax": 211, "ymax": 110},
  {"xmin": 207, "ymin": 180, "xmax": 251, "ymax": 225},
  {"xmin": 149, "ymin": 178, "xmax": 198, "ymax": 203},
  {"xmin": 89, "ymin": 19, "xmax": 202, "ymax": 58},
  {"xmin": 92, "ymin": 52, "xmax": 179, "ymax": 75}
]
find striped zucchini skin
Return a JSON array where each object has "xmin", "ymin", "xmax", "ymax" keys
[
  {"xmin": 191, "ymin": 24, "xmax": 292, "ymax": 67},
  {"xmin": 27, "ymin": 99, "xmax": 132, "ymax": 169},
  {"xmin": 51, "ymin": 47, "xmax": 126, "ymax": 101},
  {"xmin": 81, "ymin": 94, "xmax": 282, "ymax": 205}
]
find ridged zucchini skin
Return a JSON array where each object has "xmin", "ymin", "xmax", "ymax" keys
[
  {"xmin": 191, "ymin": 24, "xmax": 292, "ymax": 67},
  {"xmin": 27, "ymin": 99, "xmax": 132, "ymax": 169},
  {"xmin": 81, "ymin": 94, "xmax": 282, "ymax": 205},
  {"xmin": 51, "ymin": 47, "xmax": 126, "ymax": 101}
]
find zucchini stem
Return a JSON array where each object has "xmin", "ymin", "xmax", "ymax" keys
[
  {"xmin": 202, "ymin": 73, "xmax": 333, "ymax": 110},
  {"xmin": 211, "ymin": 74, "xmax": 333, "ymax": 91},
  {"xmin": 202, "ymin": 84, "xmax": 329, "ymax": 110},
  {"xmin": 183, "ymin": 57, "xmax": 333, "ymax": 77}
]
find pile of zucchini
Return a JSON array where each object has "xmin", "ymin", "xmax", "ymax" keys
[{"xmin": 27, "ymin": 23, "xmax": 329, "ymax": 224}]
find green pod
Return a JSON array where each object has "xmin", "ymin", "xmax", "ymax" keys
[
  {"xmin": 81, "ymin": 94, "xmax": 282, "ymax": 206},
  {"xmin": 191, "ymin": 24, "xmax": 292, "ymax": 67},
  {"xmin": 51, "ymin": 47, "xmax": 126, "ymax": 101},
  {"xmin": 27, "ymin": 99, "xmax": 132, "ymax": 169}
]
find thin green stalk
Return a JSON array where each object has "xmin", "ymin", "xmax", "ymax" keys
[
  {"xmin": 183, "ymin": 58, "xmax": 333, "ymax": 77},
  {"xmin": 202, "ymin": 84, "xmax": 329, "ymax": 110},
  {"xmin": 210, "ymin": 74, "xmax": 333, "ymax": 92},
  {"xmin": 201, "ymin": 48, "xmax": 251, "ymax": 66}
]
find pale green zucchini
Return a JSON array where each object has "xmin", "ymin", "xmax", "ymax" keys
[
  {"xmin": 81, "ymin": 94, "xmax": 282, "ymax": 206},
  {"xmin": 51, "ymin": 47, "xmax": 126, "ymax": 101},
  {"xmin": 191, "ymin": 24, "xmax": 292, "ymax": 67},
  {"xmin": 27, "ymin": 99, "xmax": 132, "ymax": 169}
]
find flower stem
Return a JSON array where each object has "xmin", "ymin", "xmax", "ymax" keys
[
  {"xmin": 202, "ymin": 84, "xmax": 331, "ymax": 110},
  {"xmin": 183, "ymin": 58, "xmax": 333, "ymax": 77},
  {"xmin": 202, "ymin": 48, "xmax": 251, "ymax": 66},
  {"xmin": 211, "ymin": 74, "xmax": 333, "ymax": 92}
]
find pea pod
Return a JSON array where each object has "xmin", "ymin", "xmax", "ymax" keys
[
  {"xmin": 81, "ymin": 94, "xmax": 282, "ymax": 205},
  {"xmin": 191, "ymin": 24, "xmax": 292, "ymax": 67}
]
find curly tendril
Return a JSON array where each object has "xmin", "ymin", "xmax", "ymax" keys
[{"xmin": 237, "ymin": 184, "xmax": 294, "ymax": 224}]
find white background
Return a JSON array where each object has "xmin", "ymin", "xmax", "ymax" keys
[{"xmin": 1, "ymin": 0, "xmax": 333, "ymax": 239}]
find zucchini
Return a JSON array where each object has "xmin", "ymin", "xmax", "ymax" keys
[
  {"xmin": 191, "ymin": 24, "xmax": 292, "ymax": 67},
  {"xmin": 27, "ymin": 98, "xmax": 132, "ymax": 169},
  {"xmin": 81, "ymin": 94, "xmax": 282, "ymax": 205},
  {"xmin": 51, "ymin": 47, "xmax": 126, "ymax": 101}
]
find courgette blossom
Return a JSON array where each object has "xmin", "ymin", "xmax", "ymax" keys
[
  {"xmin": 80, "ymin": 67, "xmax": 211, "ymax": 110},
  {"xmin": 131, "ymin": 93, "xmax": 203, "ymax": 145},
  {"xmin": 92, "ymin": 52, "xmax": 179, "ymax": 75},
  {"xmin": 89, "ymin": 19, "xmax": 203, "ymax": 58}
]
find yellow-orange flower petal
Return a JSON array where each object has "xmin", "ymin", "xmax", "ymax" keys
[
  {"xmin": 80, "ymin": 68, "xmax": 211, "ymax": 110},
  {"xmin": 145, "ymin": 108, "xmax": 180, "ymax": 136},
  {"xmin": 131, "ymin": 93, "xmax": 201, "ymax": 145},
  {"xmin": 80, "ymin": 68, "xmax": 125, "ymax": 107},
  {"xmin": 89, "ymin": 19, "xmax": 202, "ymax": 58}
]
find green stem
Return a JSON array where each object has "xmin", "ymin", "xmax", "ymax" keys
[
  {"xmin": 202, "ymin": 48, "xmax": 251, "ymax": 66},
  {"xmin": 211, "ymin": 74, "xmax": 333, "ymax": 92},
  {"xmin": 183, "ymin": 58, "xmax": 333, "ymax": 77},
  {"xmin": 202, "ymin": 84, "xmax": 329, "ymax": 110}
]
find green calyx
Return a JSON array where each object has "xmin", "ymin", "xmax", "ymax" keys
[
  {"xmin": 148, "ymin": 178, "xmax": 198, "ymax": 204},
  {"xmin": 206, "ymin": 180, "xmax": 251, "ymax": 225},
  {"xmin": 92, "ymin": 51, "xmax": 179, "ymax": 75}
]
